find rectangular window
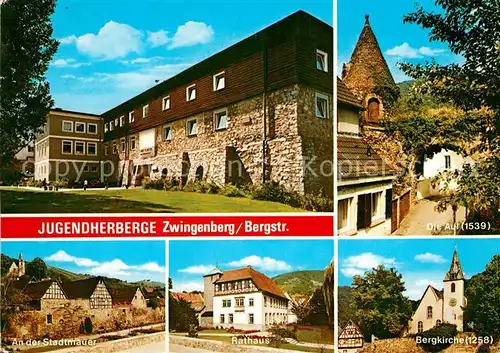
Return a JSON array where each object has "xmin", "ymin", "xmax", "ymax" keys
[
  {"xmin": 130, "ymin": 136, "xmax": 136, "ymax": 150},
  {"xmin": 110, "ymin": 121, "xmax": 115, "ymax": 131},
  {"xmin": 338, "ymin": 198, "xmax": 352, "ymax": 231},
  {"xmin": 120, "ymin": 138, "xmax": 126, "ymax": 152},
  {"xmin": 445, "ymin": 155, "xmax": 451, "ymax": 169},
  {"xmin": 186, "ymin": 84, "xmax": 196, "ymax": 101},
  {"xmin": 46, "ymin": 314, "xmax": 53, "ymax": 324},
  {"xmin": 249, "ymin": 313, "xmax": 254, "ymax": 324},
  {"xmin": 186, "ymin": 119, "xmax": 198, "ymax": 136},
  {"xmin": 119, "ymin": 116, "xmax": 125, "ymax": 127},
  {"xmin": 143, "ymin": 104, "xmax": 149, "ymax": 118},
  {"xmin": 83, "ymin": 165, "xmax": 89, "ymax": 172},
  {"xmin": 62, "ymin": 121, "xmax": 73, "ymax": 132},
  {"xmin": 316, "ymin": 49, "xmax": 328, "ymax": 72},
  {"xmin": 229, "ymin": 313, "xmax": 234, "ymax": 324},
  {"xmin": 213, "ymin": 71, "xmax": 225, "ymax": 91},
  {"xmin": 236, "ymin": 297, "xmax": 244, "ymax": 307},
  {"xmin": 75, "ymin": 122, "xmax": 85, "ymax": 133},
  {"xmin": 104, "ymin": 123, "xmax": 109, "ymax": 133},
  {"xmin": 91, "ymin": 165, "xmax": 98, "ymax": 172},
  {"xmin": 104, "ymin": 144, "xmax": 109, "ymax": 155},
  {"xmin": 75, "ymin": 141, "xmax": 85, "ymax": 155},
  {"xmin": 315, "ymin": 93, "xmax": 329, "ymax": 119},
  {"xmin": 220, "ymin": 314, "xmax": 225, "ymax": 324},
  {"xmin": 214, "ymin": 109, "xmax": 228, "ymax": 130},
  {"xmin": 87, "ymin": 142, "xmax": 97, "ymax": 156},
  {"xmin": 114, "ymin": 118, "xmax": 119, "ymax": 127},
  {"xmin": 163, "ymin": 126, "xmax": 172, "ymax": 141},
  {"xmin": 62, "ymin": 141, "xmax": 72, "ymax": 154},
  {"xmin": 87, "ymin": 123, "xmax": 97, "ymax": 134},
  {"xmin": 162, "ymin": 96, "xmax": 171, "ymax": 110},
  {"xmin": 129, "ymin": 111, "xmax": 135, "ymax": 123},
  {"xmin": 249, "ymin": 298, "xmax": 254, "ymax": 307},
  {"xmin": 112, "ymin": 142, "xmax": 117, "ymax": 154}
]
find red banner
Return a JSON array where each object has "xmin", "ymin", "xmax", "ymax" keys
[{"xmin": 0, "ymin": 215, "xmax": 334, "ymax": 238}]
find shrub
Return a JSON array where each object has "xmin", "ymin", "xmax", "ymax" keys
[
  {"xmin": 251, "ymin": 181, "xmax": 302, "ymax": 208},
  {"xmin": 220, "ymin": 184, "xmax": 247, "ymax": 197},
  {"xmin": 188, "ymin": 324, "xmax": 199, "ymax": 338},
  {"xmin": 415, "ymin": 323, "xmax": 457, "ymax": 352},
  {"xmin": 26, "ymin": 178, "xmax": 43, "ymax": 187},
  {"xmin": 300, "ymin": 193, "xmax": 334, "ymax": 212},
  {"xmin": 141, "ymin": 177, "xmax": 164, "ymax": 190},
  {"xmin": 52, "ymin": 177, "xmax": 69, "ymax": 189}
]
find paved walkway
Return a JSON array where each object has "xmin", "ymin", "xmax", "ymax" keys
[
  {"xmin": 124, "ymin": 340, "xmax": 166, "ymax": 353},
  {"xmin": 394, "ymin": 197, "xmax": 466, "ymax": 235}
]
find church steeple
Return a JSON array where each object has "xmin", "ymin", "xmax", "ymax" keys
[{"xmin": 444, "ymin": 249, "xmax": 464, "ymax": 281}]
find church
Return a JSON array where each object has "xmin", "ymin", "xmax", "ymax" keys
[
  {"xmin": 408, "ymin": 249, "xmax": 467, "ymax": 333},
  {"xmin": 7, "ymin": 253, "xmax": 26, "ymax": 278}
]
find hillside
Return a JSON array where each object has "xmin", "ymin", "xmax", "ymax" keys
[
  {"xmin": 1, "ymin": 253, "xmax": 164, "ymax": 288},
  {"xmin": 273, "ymin": 270, "xmax": 324, "ymax": 295}
]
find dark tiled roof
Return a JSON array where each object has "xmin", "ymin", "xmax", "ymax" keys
[
  {"xmin": 338, "ymin": 136, "xmax": 394, "ymax": 180},
  {"xmin": 20, "ymin": 279, "xmax": 66, "ymax": 300},
  {"xmin": 215, "ymin": 266, "xmax": 287, "ymax": 299},
  {"xmin": 109, "ymin": 286, "xmax": 140, "ymax": 305},
  {"xmin": 337, "ymin": 78, "xmax": 363, "ymax": 109},
  {"xmin": 171, "ymin": 292, "xmax": 205, "ymax": 312}
]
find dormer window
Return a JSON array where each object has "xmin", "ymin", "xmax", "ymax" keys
[
  {"xmin": 162, "ymin": 96, "xmax": 171, "ymax": 111},
  {"xmin": 316, "ymin": 49, "xmax": 328, "ymax": 72},
  {"xmin": 129, "ymin": 111, "xmax": 135, "ymax": 123},
  {"xmin": 110, "ymin": 121, "xmax": 115, "ymax": 131},
  {"xmin": 186, "ymin": 84, "xmax": 196, "ymax": 101},
  {"xmin": 104, "ymin": 123, "xmax": 109, "ymax": 133},
  {"xmin": 143, "ymin": 104, "xmax": 149, "ymax": 118},
  {"xmin": 119, "ymin": 116, "xmax": 125, "ymax": 127},
  {"xmin": 213, "ymin": 72, "xmax": 225, "ymax": 91}
]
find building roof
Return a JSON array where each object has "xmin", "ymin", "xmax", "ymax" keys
[
  {"xmin": 171, "ymin": 292, "xmax": 205, "ymax": 312},
  {"xmin": 203, "ymin": 266, "xmax": 223, "ymax": 277},
  {"xmin": 444, "ymin": 249, "xmax": 465, "ymax": 281},
  {"xmin": 60, "ymin": 277, "xmax": 105, "ymax": 299},
  {"xmin": 102, "ymin": 10, "xmax": 331, "ymax": 118},
  {"xmin": 337, "ymin": 78, "xmax": 364, "ymax": 109},
  {"xmin": 215, "ymin": 266, "xmax": 287, "ymax": 299},
  {"xmin": 51, "ymin": 108, "xmax": 101, "ymax": 118},
  {"xmin": 337, "ymin": 136, "xmax": 394, "ymax": 180},
  {"xmin": 17, "ymin": 279, "xmax": 67, "ymax": 300},
  {"xmin": 339, "ymin": 320, "xmax": 364, "ymax": 340},
  {"xmin": 341, "ymin": 15, "xmax": 397, "ymax": 99},
  {"xmin": 109, "ymin": 286, "xmax": 141, "ymax": 305}
]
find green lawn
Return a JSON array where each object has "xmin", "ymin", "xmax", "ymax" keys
[
  {"xmin": 295, "ymin": 326, "xmax": 334, "ymax": 344},
  {"xmin": 0, "ymin": 187, "xmax": 304, "ymax": 213}
]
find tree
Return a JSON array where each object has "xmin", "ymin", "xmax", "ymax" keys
[
  {"xmin": 26, "ymin": 257, "xmax": 47, "ymax": 280},
  {"xmin": 322, "ymin": 260, "xmax": 334, "ymax": 326},
  {"xmin": 464, "ymin": 255, "xmax": 500, "ymax": 340},
  {"xmin": 304, "ymin": 288, "xmax": 329, "ymax": 325},
  {"xmin": 351, "ymin": 265, "xmax": 413, "ymax": 340},
  {"xmin": 399, "ymin": 0, "xmax": 500, "ymax": 227},
  {"xmin": 0, "ymin": 0, "xmax": 59, "ymax": 166},
  {"xmin": 169, "ymin": 296, "xmax": 198, "ymax": 332}
]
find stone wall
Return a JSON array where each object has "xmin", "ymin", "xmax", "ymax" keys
[
  {"xmin": 55, "ymin": 332, "xmax": 165, "ymax": 353},
  {"xmin": 109, "ymin": 84, "xmax": 333, "ymax": 196}
]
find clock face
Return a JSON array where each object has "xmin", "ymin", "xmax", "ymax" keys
[{"xmin": 449, "ymin": 298, "xmax": 457, "ymax": 307}]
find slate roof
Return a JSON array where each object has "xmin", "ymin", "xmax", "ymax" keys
[
  {"xmin": 109, "ymin": 286, "xmax": 141, "ymax": 305},
  {"xmin": 337, "ymin": 78, "xmax": 364, "ymax": 109},
  {"xmin": 337, "ymin": 136, "xmax": 394, "ymax": 180},
  {"xmin": 215, "ymin": 266, "xmax": 287, "ymax": 299},
  {"xmin": 444, "ymin": 249, "xmax": 465, "ymax": 281},
  {"xmin": 60, "ymin": 277, "xmax": 104, "ymax": 299}
]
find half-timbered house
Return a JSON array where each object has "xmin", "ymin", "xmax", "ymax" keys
[{"xmin": 338, "ymin": 320, "xmax": 364, "ymax": 353}]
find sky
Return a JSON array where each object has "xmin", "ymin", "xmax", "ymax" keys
[
  {"xmin": 338, "ymin": 239, "xmax": 500, "ymax": 300},
  {"xmin": 169, "ymin": 239, "xmax": 334, "ymax": 292},
  {"xmin": 338, "ymin": 0, "xmax": 463, "ymax": 83},
  {"xmin": 47, "ymin": 0, "xmax": 332, "ymax": 114},
  {"xmin": 1, "ymin": 240, "xmax": 166, "ymax": 283}
]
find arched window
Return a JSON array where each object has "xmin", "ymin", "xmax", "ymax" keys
[
  {"xmin": 161, "ymin": 168, "xmax": 168, "ymax": 178},
  {"xmin": 451, "ymin": 283, "xmax": 456, "ymax": 293},
  {"xmin": 436, "ymin": 320, "xmax": 442, "ymax": 327},
  {"xmin": 195, "ymin": 166, "xmax": 204, "ymax": 180},
  {"xmin": 367, "ymin": 97, "xmax": 381, "ymax": 121},
  {"xmin": 427, "ymin": 306, "xmax": 433, "ymax": 319},
  {"xmin": 418, "ymin": 321, "xmax": 424, "ymax": 333}
]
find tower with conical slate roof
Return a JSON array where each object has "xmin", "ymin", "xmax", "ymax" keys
[
  {"xmin": 200, "ymin": 266, "xmax": 223, "ymax": 325},
  {"xmin": 443, "ymin": 248, "xmax": 466, "ymax": 331},
  {"xmin": 342, "ymin": 15, "xmax": 399, "ymax": 127}
]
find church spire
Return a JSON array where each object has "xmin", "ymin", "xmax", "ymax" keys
[
  {"xmin": 341, "ymin": 14, "xmax": 397, "ymax": 100},
  {"xmin": 444, "ymin": 248, "xmax": 464, "ymax": 281}
]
